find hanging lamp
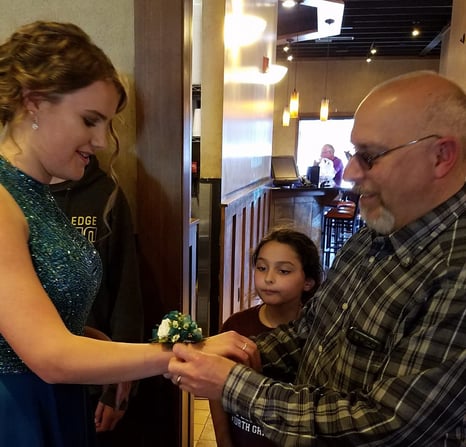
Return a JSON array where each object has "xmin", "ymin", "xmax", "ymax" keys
[
  {"xmin": 282, "ymin": 106, "xmax": 291, "ymax": 127},
  {"xmin": 282, "ymin": 47, "xmax": 293, "ymax": 127},
  {"xmin": 289, "ymin": 35, "xmax": 299, "ymax": 118},
  {"xmin": 320, "ymin": 98, "xmax": 329, "ymax": 121},
  {"xmin": 289, "ymin": 88, "xmax": 299, "ymax": 118},
  {"xmin": 320, "ymin": 19, "xmax": 334, "ymax": 121}
]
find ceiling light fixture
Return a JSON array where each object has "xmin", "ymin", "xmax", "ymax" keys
[
  {"xmin": 411, "ymin": 21, "xmax": 421, "ymax": 37},
  {"xmin": 282, "ymin": 0, "xmax": 297, "ymax": 7},
  {"xmin": 283, "ymin": 38, "xmax": 293, "ymax": 54},
  {"xmin": 365, "ymin": 42, "xmax": 376, "ymax": 63},
  {"xmin": 224, "ymin": 13, "xmax": 267, "ymax": 48},
  {"xmin": 320, "ymin": 19, "xmax": 334, "ymax": 121}
]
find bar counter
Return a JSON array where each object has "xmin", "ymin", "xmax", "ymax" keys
[{"xmin": 268, "ymin": 185, "xmax": 340, "ymax": 250}]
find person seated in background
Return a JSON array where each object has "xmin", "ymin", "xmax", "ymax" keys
[
  {"xmin": 210, "ymin": 228, "xmax": 322, "ymax": 447},
  {"xmin": 320, "ymin": 143, "xmax": 344, "ymax": 186},
  {"xmin": 50, "ymin": 154, "xmax": 144, "ymax": 446},
  {"xmin": 167, "ymin": 71, "xmax": 466, "ymax": 446}
]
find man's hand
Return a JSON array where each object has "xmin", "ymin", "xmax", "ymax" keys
[
  {"xmin": 197, "ymin": 331, "xmax": 261, "ymax": 370},
  {"xmin": 167, "ymin": 343, "xmax": 237, "ymax": 400}
]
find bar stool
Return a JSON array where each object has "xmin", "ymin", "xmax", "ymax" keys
[{"xmin": 321, "ymin": 200, "xmax": 357, "ymax": 269}]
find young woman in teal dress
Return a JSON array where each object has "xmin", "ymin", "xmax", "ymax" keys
[{"xmin": 0, "ymin": 21, "xmax": 255, "ymax": 446}]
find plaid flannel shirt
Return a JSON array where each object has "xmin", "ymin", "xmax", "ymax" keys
[{"xmin": 223, "ymin": 184, "xmax": 466, "ymax": 447}]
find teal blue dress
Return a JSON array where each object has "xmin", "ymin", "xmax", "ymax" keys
[{"xmin": 0, "ymin": 156, "xmax": 102, "ymax": 446}]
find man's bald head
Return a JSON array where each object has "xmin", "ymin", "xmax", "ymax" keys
[
  {"xmin": 355, "ymin": 71, "xmax": 466, "ymax": 150},
  {"xmin": 345, "ymin": 71, "xmax": 466, "ymax": 233}
]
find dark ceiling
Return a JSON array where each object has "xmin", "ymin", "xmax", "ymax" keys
[{"xmin": 276, "ymin": 0, "xmax": 453, "ymax": 61}]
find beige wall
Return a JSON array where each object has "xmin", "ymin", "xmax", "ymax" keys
[
  {"xmin": 201, "ymin": 0, "xmax": 278, "ymax": 198},
  {"xmin": 0, "ymin": 0, "xmax": 137, "ymax": 215},
  {"xmin": 440, "ymin": 0, "xmax": 466, "ymax": 90},
  {"xmin": 272, "ymin": 57, "xmax": 440, "ymax": 156},
  {"xmin": 200, "ymin": 0, "xmax": 225, "ymax": 179}
]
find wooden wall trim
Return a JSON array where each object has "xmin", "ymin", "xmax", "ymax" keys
[{"xmin": 134, "ymin": 1, "xmax": 192, "ymax": 446}]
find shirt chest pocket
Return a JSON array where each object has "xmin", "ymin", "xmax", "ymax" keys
[{"xmin": 331, "ymin": 328, "xmax": 389, "ymax": 392}]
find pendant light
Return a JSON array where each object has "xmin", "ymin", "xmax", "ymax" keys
[
  {"xmin": 289, "ymin": 35, "xmax": 299, "ymax": 118},
  {"xmin": 319, "ymin": 50, "xmax": 330, "ymax": 121},
  {"xmin": 320, "ymin": 98, "xmax": 329, "ymax": 121},
  {"xmin": 282, "ymin": 106, "xmax": 291, "ymax": 127},
  {"xmin": 282, "ymin": 40, "xmax": 294, "ymax": 127},
  {"xmin": 289, "ymin": 88, "xmax": 299, "ymax": 118},
  {"xmin": 320, "ymin": 19, "xmax": 334, "ymax": 122}
]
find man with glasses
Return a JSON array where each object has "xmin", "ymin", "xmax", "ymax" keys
[{"xmin": 168, "ymin": 71, "xmax": 466, "ymax": 446}]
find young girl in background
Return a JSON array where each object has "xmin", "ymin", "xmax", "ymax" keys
[{"xmin": 210, "ymin": 228, "xmax": 322, "ymax": 447}]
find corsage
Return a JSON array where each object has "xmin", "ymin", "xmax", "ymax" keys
[{"xmin": 150, "ymin": 310, "xmax": 203, "ymax": 344}]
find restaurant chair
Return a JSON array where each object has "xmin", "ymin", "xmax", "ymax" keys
[{"xmin": 321, "ymin": 199, "xmax": 359, "ymax": 270}]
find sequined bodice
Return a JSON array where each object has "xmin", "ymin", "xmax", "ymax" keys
[{"xmin": 0, "ymin": 157, "xmax": 102, "ymax": 374}]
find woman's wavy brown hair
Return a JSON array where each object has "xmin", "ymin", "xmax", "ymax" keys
[
  {"xmin": 0, "ymin": 21, "xmax": 127, "ymax": 124},
  {"xmin": 0, "ymin": 21, "xmax": 128, "ymax": 225}
]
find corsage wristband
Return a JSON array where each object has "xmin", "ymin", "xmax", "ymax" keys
[{"xmin": 150, "ymin": 310, "xmax": 203, "ymax": 344}]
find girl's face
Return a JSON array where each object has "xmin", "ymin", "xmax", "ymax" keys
[
  {"xmin": 23, "ymin": 80, "xmax": 120, "ymax": 183},
  {"xmin": 254, "ymin": 241, "xmax": 314, "ymax": 306}
]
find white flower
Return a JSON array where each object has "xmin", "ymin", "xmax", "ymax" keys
[
  {"xmin": 157, "ymin": 319, "xmax": 171, "ymax": 338},
  {"xmin": 150, "ymin": 310, "xmax": 203, "ymax": 344}
]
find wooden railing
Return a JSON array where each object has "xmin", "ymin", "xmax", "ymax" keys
[{"xmin": 219, "ymin": 183, "xmax": 270, "ymax": 325}]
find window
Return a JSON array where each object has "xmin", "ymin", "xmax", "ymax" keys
[{"xmin": 296, "ymin": 117, "xmax": 354, "ymax": 188}]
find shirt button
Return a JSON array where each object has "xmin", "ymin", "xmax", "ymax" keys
[
  {"xmin": 342, "ymin": 302, "xmax": 348, "ymax": 310},
  {"xmin": 318, "ymin": 345, "xmax": 323, "ymax": 353},
  {"xmin": 401, "ymin": 257, "xmax": 412, "ymax": 267}
]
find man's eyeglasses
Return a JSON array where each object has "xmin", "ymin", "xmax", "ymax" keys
[{"xmin": 345, "ymin": 134, "xmax": 441, "ymax": 170}]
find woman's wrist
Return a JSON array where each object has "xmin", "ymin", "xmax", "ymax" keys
[{"xmin": 145, "ymin": 342, "xmax": 174, "ymax": 376}]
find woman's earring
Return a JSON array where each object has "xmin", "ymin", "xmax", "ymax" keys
[{"xmin": 29, "ymin": 111, "xmax": 39, "ymax": 130}]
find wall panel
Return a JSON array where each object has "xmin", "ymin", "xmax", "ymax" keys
[{"xmin": 219, "ymin": 184, "xmax": 270, "ymax": 325}]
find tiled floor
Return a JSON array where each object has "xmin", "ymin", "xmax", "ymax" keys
[{"xmin": 194, "ymin": 398, "xmax": 217, "ymax": 447}]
